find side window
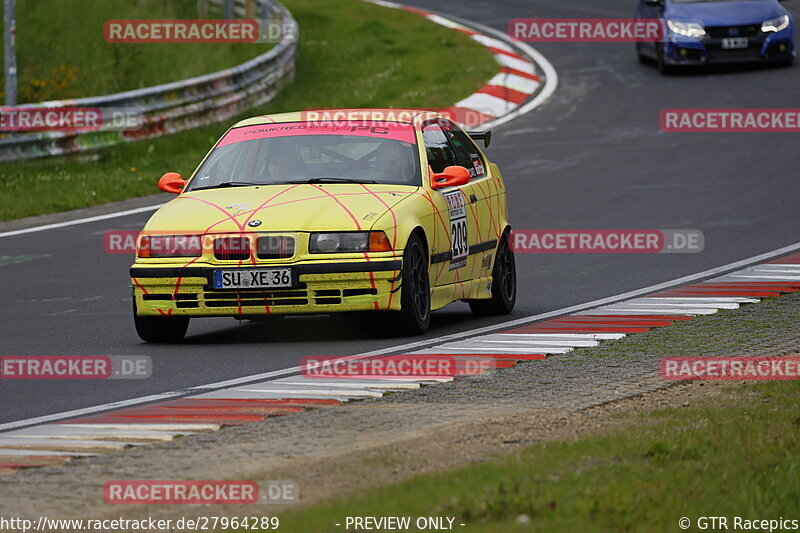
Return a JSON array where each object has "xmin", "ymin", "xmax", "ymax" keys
[
  {"xmin": 441, "ymin": 120, "xmax": 486, "ymax": 180},
  {"xmin": 421, "ymin": 121, "xmax": 458, "ymax": 173}
]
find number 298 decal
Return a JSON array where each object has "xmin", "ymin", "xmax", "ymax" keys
[{"xmin": 443, "ymin": 190, "xmax": 468, "ymax": 270}]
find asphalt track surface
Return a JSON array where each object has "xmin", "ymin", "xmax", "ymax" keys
[{"xmin": 1, "ymin": 0, "xmax": 799, "ymax": 425}]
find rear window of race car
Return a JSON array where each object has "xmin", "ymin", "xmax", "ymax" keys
[{"xmin": 187, "ymin": 121, "xmax": 422, "ymax": 190}]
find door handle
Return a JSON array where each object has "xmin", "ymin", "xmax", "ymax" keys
[{"xmin": 469, "ymin": 194, "xmax": 479, "ymax": 203}]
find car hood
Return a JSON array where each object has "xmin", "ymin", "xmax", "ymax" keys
[
  {"xmin": 666, "ymin": 0, "xmax": 785, "ymax": 26},
  {"xmin": 144, "ymin": 183, "xmax": 419, "ymax": 234}
]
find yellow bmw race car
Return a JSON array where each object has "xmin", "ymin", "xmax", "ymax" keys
[{"xmin": 131, "ymin": 109, "xmax": 516, "ymax": 342}]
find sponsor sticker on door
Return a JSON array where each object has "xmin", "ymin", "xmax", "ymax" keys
[{"xmin": 443, "ymin": 190, "xmax": 468, "ymax": 270}]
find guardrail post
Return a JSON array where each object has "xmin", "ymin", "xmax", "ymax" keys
[
  {"xmin": 197, "ymin": 0, "xmax": 209, "ymax": 19},
  {"xmin": 3, "ymin": 0, "xmax": 17, "ymax": 105}
]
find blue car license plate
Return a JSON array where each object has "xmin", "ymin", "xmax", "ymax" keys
[{"xmin": 722, "ymin": 37, "xmax": 748, "ymax": 49}]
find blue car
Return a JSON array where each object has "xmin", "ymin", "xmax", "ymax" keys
[{"xmin": 636, "ymin": 0, "xmax": 796, "ymax": 73}]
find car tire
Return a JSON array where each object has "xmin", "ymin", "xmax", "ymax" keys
[
  {"xmin": 133, "ymin": 300, "xmax": 189, "ymax": 343},
  {"xmin": 656, "ymin": 43, "xmax": 674, "ymax": 75},
  {"xmin": 396, "ymin": 233, "xmax": 431, "ymax": 335},
  {"xmin": 469, "ymin": 232, "xmax": 516, "ymax": 316},
  {"xmin": 636, "ymin": 43, "xmax": 648, "ymax": 64}
]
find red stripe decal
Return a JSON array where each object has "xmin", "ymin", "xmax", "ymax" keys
[
  {"xmin": 500, "ymin": 66, "xmax": 541, "ymax": 82},
  {"xmin": 487, "ymin": 46, "xmax": 525, "ymax": 61},
  {"xmin": 478, "ymin": 85, "xmax": 530, "ymax": 104},
  {"xmin": 401, "ymin": 6, "xmax": 430, "ymax": 16},
  {"xmin": 452, "ymin": 26, "xmax": 477, "ymax": 36}
]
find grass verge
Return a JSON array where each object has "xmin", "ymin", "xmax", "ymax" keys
[
  {"xmin": 0, "ymin": 0, "xmax": 498, "ymax": 221},
  {"xmin": 268, "ymin": 380, "xmax": 800, "ymax": 532},
  {"xmin": 0, "ymin": 0, "xmax": 264, "ymax": 102}
]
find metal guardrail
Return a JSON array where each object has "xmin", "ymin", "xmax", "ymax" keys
[{"xmin": 0, "ymin": 0, "xmax": 297, "ymax": 162}]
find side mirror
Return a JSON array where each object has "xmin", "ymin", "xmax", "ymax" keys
[
  {"xmin": 431, "ymin": 166, "xmax": 471, "ymax": 190},
  {"xmin": 158, "ymin": 172, "xmax": 187, "ymax": 194}
]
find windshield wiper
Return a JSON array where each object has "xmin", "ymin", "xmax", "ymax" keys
[
  {"xmin": 217, "ymin": 181, "xmax": 265, "ymax": 188},
  {"xmin": 286, "ymin": 177, "xmax": 378, "ymax": 184},
  {"xmin": 191, "ymin": 181, "xmax": 287, "ymax": 191}
]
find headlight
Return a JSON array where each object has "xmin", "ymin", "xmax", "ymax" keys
[
  {"xmin": 667, "ymin": 20, "xmax": 706, "ymax": 38},
  {"xmin": 762, "ymin": 14, "xmax": 790, "ymax": 33},
  {"xmin": 309, "ymin": 231, "xmax": 392, "ymax": 254},
  {"xmin": 137, "ymin": 235, "xmax": 203, "ymax": 258}
]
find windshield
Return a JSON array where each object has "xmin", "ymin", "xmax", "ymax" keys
[{"xmin": 187, "ymin": 122, "xmax": 421, "ymax": 191}]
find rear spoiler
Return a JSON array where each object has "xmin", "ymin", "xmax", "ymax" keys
[{"xmin": 467, "ymin": 130, "xmax": 492, "ymax": 148}]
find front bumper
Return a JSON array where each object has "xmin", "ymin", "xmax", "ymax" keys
[
  {"xmin": 664, "ymin": 27, "xmax": 795, "ymax": 65},
  {"xmin": 131, "ymin": 259, "xmax": 403, "ymax": 316}
]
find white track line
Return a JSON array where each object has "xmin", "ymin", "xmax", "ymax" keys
[
  {"xmin": 414, "ymin": 345, "xmax": 573, "ymax": 354},
  {"xmin": 752, "ymin": 265, "xmax": 800, "ymax": 270},
  {"xmin": 476, "ymin": 339, "xmax": 600, "ymax": 347},
  {"xmin": 488, "ymin": 72, "xmax": 541, "ymax": 94},
  {"xmin": 476, "ymin": 334, "xmax": 601, "ymax": 344},
  {"xmin": 274, "ymin": 379, "xmax": 420, "ymax": 390},
  {"xmin": 0, "ymin": 204, "xmax": 164, "ymax": 239},
  {"xmin": 237, "ymin": 388, "xmax": 384, "ymax": 399},
  {"xmin": 0, "ymin": 449, "xmax": 96, "ymax": 457},
  {"xmin": 582, "ymin": 308, "xmax": 720, "ymax": 315},
  {"xmin": 0, "ymin": 438, "xmax": 142, "ymax": 451},
  {"xmin": 2, "ymin": 426, "xmax": 187, "ymax": 441},
  {"xmin": 604, "ymin": 302, "xmax": 740, "ymax": 310},
  {"xmin": 636, "ymin": 297, "xmax": 759, "ymax": 304},
  {"xmin": 724, "ymin": 274, "xmax": 800, "ymax": 280},
  {"xmin": 454, "ymin": 93, "xmax": 517, "ymax": 117},
  {"xmin": 67, "ymin": 423, "xmax": 220, "ymax": 432},
  {"xmin": 471, "ymin": 34, "xmax": 516, "ymax": 52}
]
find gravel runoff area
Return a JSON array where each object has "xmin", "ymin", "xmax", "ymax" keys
[{"xmin": 1, "ymin": 292, "xmax": 799, "ymax": 525}]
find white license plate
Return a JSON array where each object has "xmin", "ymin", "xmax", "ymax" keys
[
  {"xmin": 213, "ymin": 268, "xmax": 292, "ymax": 289},
  {"xmin": 722, "ymin": 37, "xmax": 748, "ymax": 49}
]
